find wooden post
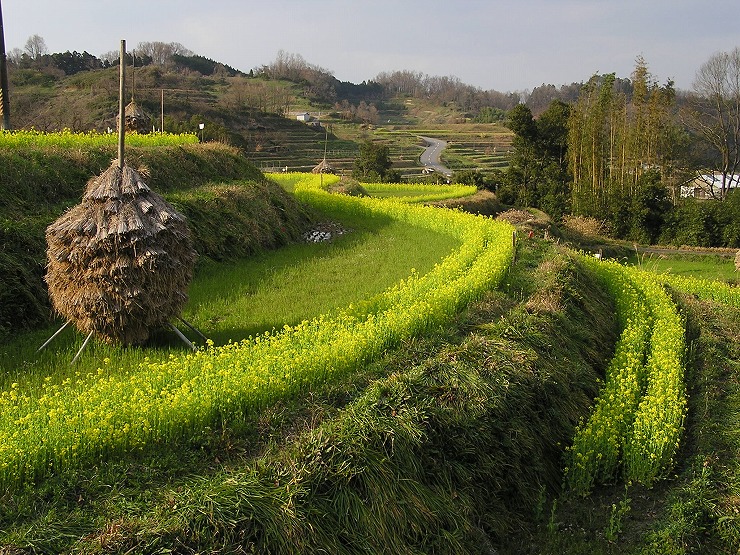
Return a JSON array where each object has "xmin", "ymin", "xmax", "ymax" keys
[
  {"xmin": 161, "ymin": 88, "xmax": 164, "ymax": 132},
  {"xmin": 0, "ymin": 0, "xmax": 11, "ymax": 130},
  {"xmin": 117, "ymin": 40, "xmax": 126, "ymax": 169},
  {"xmin": 70, "ymin": 331, "xmax": 94, "ymax": 365},
  {"xmin": 170, "ymin": 323, "xmax": 197, "ymax": 351},
  {"xmin": 37, "ymin": 320, "xmax": 71, "ymax": 352}
]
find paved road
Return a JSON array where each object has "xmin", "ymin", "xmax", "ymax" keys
[{"xmin": 419, "ymin": 136, "xmax": 453, "ymax": 178}]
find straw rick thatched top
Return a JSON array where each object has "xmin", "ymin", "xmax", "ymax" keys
[
  {"xmin": 116, "ymin": 100, "xmax": 151, "ymax": 134},
  {"xmin": 46, "ymin": 162, "xmax": 197, "ymax": 345},
  {"xmin": 312, "ymin": 159, "xmax": 334, "ymax": 174}
]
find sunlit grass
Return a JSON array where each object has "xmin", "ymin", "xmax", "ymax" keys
[
  {"xmin": 0, "ymin": 203, "xmax": 459, "ymax": 391},
  {"xmin": 627, "ymin": 252, "xmax": 738, "ymax": 284},
  {"xmin": 185, "ymin": 217, "xmax": 460, "ymax": 344}
]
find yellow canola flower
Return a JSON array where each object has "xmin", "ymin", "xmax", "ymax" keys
[
  {"xmin": 0, "ymin": 173, "xmax": 515, "ymax": 491},
  {"xmin": 566, "ymin": 258, "xmax": 687, "ymax": 494}
]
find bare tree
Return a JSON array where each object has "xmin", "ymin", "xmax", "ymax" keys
[
  {"xmin": 23, "ymin": 34, "xmax": 48, "ymax": 59},
  {"xmin": 7, "ymin": 47, "xmax": 22, "ymax": 64},
  {"xmin": 685, "ymin": 47, "xmax": 740, "ymax": 200},
  {"xmin": 136, "ymin": 41, "xmax": 192, "ymax": 66}
]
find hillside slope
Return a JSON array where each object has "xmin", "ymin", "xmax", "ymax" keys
[{"xmin": 6, "ymin": 63, "xmax": 513, "ymax": 178}]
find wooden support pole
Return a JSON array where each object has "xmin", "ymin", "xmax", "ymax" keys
[
  {"xmin": 0, "ymin": 0, "xmax": 11, "ymax": 130},
  {"xmin": 70, "ymin": 331, "xmax": 94, "ymax": 365},
  {"xmin": 170, "ymin": 323, "xmax": 197, "ymax": 351},
  {"xmin": 37, "ymin": 320, "xmax": 71, "ymax": 352},
  {"xmin": 178, "ymin": 317, "xmax": 208, "ymax": 343},
  {"xmin": 161, "ymin": 88, "xmax": 164, "ymax": 132},
  {"xmin": 118, "ymin": 39, "xmax": 126, "ymax": 169}
]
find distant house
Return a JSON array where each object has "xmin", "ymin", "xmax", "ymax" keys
[
  {"xmin": 296, "ymin": 112, "xmax": 311, "ymax": 122},
  {"xmin": 680, "ymin": 173, "xmax": 740, "ymax": 199}
]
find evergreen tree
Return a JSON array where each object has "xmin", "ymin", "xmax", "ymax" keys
[{"xmin": 352, "ymin": 141, "xmax": 399, "ymax": 182}]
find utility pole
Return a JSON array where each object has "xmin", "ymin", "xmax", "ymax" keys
[{"xmin": 0, "ymin": 0, "xmax": 12, "ymax": 130}]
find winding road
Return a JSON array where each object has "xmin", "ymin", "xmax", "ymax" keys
[{"xmin": 419, "ymin": 136, "xmax": 453, "ymax": 178}]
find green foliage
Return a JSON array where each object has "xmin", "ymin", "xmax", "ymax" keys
[
  {"xmin": 659, "ymin": 191, "xmax": 740, "ymax": 248},
  {"xmin": 628, "ymin": 170, "xmax": 671, "ymax": 244},
  {"xmin": 504, "ymin": 100, "xmax": 571, "ymax": 219},
  {"xmin": 474, "ymin": 106, "xmax": 506, "ymax": 123},
  {"xmin": 171, "ymin": 53, "xmax": 242, "ymax": 77},
  {"xmin": 454, "ymin": 169, "xmax": 486, "ymax": 187},
  {"xmin": 352, "ymin": 140, "xmax": 400, "ymax": 182}
]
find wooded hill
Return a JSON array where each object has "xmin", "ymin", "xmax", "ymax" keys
[
  {"xmin": 1, "ymin": 43, "xmax": 698, "ymax": 179},
  {"xmin": 5, "ymin": 45, "xmax": 523, "ymax": 178},
  {"xmin": 6, "ymin": 43, "xmax": 740, "ymax": 248}
]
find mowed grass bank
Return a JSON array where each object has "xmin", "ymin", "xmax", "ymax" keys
[{"xmin": 0, "ymin": 235, "xmax": 615, "ymax": 554}]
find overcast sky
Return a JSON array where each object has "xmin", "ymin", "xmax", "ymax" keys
[{"xmin": 3, "ymin": 0, "xmax": 739, "ymax": 93}]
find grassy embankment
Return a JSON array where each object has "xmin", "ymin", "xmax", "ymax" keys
[
  {"xmin": 0, "ymin": 141, "xmax": 310, "ymax": 340},
  {"xmin": 0, "ymin": 229, "xmax": 622, "ymax": 553},
  {"xmin": 2, "ymin": 136, "xmax": 739, "ymax": 552}
]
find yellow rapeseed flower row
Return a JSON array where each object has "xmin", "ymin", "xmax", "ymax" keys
[
  {"xmin": 0, "ymin": 173, "xmax": 514, "ymax": 490},
  {"xmin": 361, "ymin": 182, "xmax": 477, "ymax": 203},
  {"xmin": 0, "ymin": 128, "xmax": 198, "ymax": 149},
  {"xmin": 566, "ymin": 257, "xmax": 688, "ymax": 494},
  {"xmin": 622, "ymin": 268, "xmax": 687, "ymax": 486},
  {"xmin": 659, "ymin": 273, "xmax": 739, "ymax": 309}
]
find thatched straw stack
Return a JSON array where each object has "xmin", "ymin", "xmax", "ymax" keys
[
  {"xmin": 116, "ymin": 100, "xmax": 151, "ymax": 134},
  {"xmin": 312, "ymin": 159, "xmax": 334, "ymax": 174},
  {"xmin": 46, "ymin": 162, "xmax": 196, "ymax": 345}
]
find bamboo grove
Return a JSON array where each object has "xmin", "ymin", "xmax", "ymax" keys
[{"xmin": 568, "ymin": 57, "xmax": 681, "ymax": 232}]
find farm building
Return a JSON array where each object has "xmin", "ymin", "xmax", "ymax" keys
[
  {"xmin": 680, "ymin": 173, "xmax": 740, "ymax": 199},
  {"xmin": 296, "ymin": 112, "xmax": 311, "ymax": 122}
]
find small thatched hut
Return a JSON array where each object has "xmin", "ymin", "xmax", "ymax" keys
[
  {"xmin": 115, "ymin": 100, "xmax": 151, "ymax": 134},
  {"xmin": 46, "ymin": 162, "xmax": 196, "ymax": 345}
]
